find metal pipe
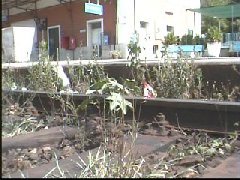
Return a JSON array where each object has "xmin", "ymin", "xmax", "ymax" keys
[
  {"xmin": 134, "ymin": 0, "xmax": 135, "ymax": 32},
  {"xmin": 231, "ymin": 5, "xmax": 234, "ymax": 34}
]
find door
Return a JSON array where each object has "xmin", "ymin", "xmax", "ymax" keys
[
  {"xmin": 48, "ymin": 26, "xmax": 60, "ymax": 60},
  {"xmin": 87, "ymin": 19, "xmax": 103, "ymax": 58},
  {"xmin": 92, "ymin": 28, "xmax": 102, "ymax": 57},
  {"xmin": 92, "ymin": 28, "xmax": 101, "ymax": 46}
]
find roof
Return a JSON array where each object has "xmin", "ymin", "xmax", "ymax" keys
[
  {"xmin": 187, "ymin": 3, "xmax": 240, "ymax": 18},
  {"xmin": 2, "ymin": 0, "xmax": 71, "ymax": 12},
  {"xmin": 2, "ymin": 0, "xmax": 40, "ymax": 11}
]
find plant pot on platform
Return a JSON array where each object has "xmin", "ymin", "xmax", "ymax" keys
[
  {"xmin": 205, "ymin": 27, "xmax": 223, "ymax": 57},
  {"xmin": 207, "ymin": 42, "xmax": 221, "ymax": 57},
  {"xmin": 112, "ymin": 54, "xmax": 119, "ymax": 59}
]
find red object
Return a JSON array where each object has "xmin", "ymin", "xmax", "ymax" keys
[
  {"xmin": 69, "ymin": 37, "xmax": 76, "ymax": 50},
  {"xmin": 143, "ymin": 82, "xmax": 155, "ymax": 98},
  {"xmin": 61, "ymin": 36, "xmax": 69, "ymax": 49}
]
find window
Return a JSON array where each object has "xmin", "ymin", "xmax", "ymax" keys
[
  {"xmin": 167, "ymin": 25, "xmax": 174, "ymax": 33},
  {"xmin": 165, "ymin": 11, "xmax": 173, "ymax": 15},
  {"xmin": 188, "ymin": 29, "xmax": 193, "ymax": 36},
  {"xmin": 153, "ymin": 45, "xmax": 158, "ymax": 54},
  {"xmin": 140, "ymin": 21, "xmax": 148, "ymax": 28}
]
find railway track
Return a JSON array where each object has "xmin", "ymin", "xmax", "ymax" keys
[
  {"xmin": 2, "ymin": 89, "xmax": 240, "ymax": 134},
  {"xmin": 2, "ymin": 89, "xmax": 240, "ymax": 178}
]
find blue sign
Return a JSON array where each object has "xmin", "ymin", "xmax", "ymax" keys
[
  {"xmin": 103, "ymin": 35, "xmax": 109, "ymax": 45},
  {"xmin": 2, "ymin": 15, "xmax": 8, "ymax": 22},
  {"xmin": 85, "ymin": 3, "xmax": 103, "ymax": 15}
]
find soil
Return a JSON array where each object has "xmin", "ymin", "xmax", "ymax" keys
[{"xmin": 2, "ymin": 104, "xmax": 240, "ymax": 178}]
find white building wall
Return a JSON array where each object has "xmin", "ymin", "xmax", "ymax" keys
[
  {"xmin": 116, "ymin": 0, "xmax": 135, "ymax": 44},
  {"xmin": 117, "ymin": 0, "xmax": 201, "ymax": 59}
]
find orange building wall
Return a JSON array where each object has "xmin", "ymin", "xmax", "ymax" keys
[{"xmin": 3, "ymin": 0, "xmax": 117, "ymax": 47}]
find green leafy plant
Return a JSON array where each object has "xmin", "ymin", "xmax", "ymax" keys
[
  {"xmin": 181, "ymin": 34, "xmax": 194, "ymax": 45},
  {"xmin": 67, "ymin": 61, "xmax": 107, "ymax": 93},
  {"xmin": 2, "ymin": 116, "xmax": 46, "ymax": 137},
  {"xmin": 27, "ymin": 41, "xmax": 63, "ymax": 92},
  {"xmin": 149, "ymin": 130, "xmax": 237, "ymax": 178},
  {"xmin": 164, "ymin": 32, "xmax": 177, "ymax": 46},
  {"xmin": 206, "ymin": 26, "xmax": 223, "ymax": 43},
  {"xmin": 86, "ymin": 78, "xmax": 133, "ymax": 123},
  {"xmin": 127, "ymin": 32, "xmax": 141, "ymax": 62},
  {"xmin": 152, "ymin": 58, "xmax": 202, "ymax": 99},
  {"xmin": 194, "ymin": 35, "xmax": 204, "ymax": 45},
  {"xmin": 2, "ymin": 68, "xmax": 15, "ymax": 90}
]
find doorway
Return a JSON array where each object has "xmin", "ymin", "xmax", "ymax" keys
[
  {"xmin": 87, "ymin": 19, "xmax": 103, "ymax": 58},
  {"xmin": 48, "ymin": 25, "xmax": 60, "ymax": 60}
]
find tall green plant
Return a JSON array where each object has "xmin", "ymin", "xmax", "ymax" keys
[
  {"xmin": 86, "ymin": 78, "xmax": 133, "ymax": 122},
  {"xmin": 127, "ymin": 32, "xmax": 142, "ymax": 80},
  {"xmin": 27, "ymin": 41, "xmax": 63, "ymax": 92},
  {"xmin": 2, "ymin": 68, "xmax": 15, "ymax": 90},
  {"xmin": 67, "ymin": 61, "xmax": 107, "ymax": 93},
  {"xmin": 152, "ymin": 58, "xmax": 202, "ymax": 99}
]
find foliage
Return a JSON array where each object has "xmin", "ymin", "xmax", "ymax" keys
[
  {"xmin": 2, "ymin": 68, "xmax": 15, "ymax": 90},
  {"xmin": 106, "ymin": 92, "xmax": 133, "ymax": 115},
  {"xmin": 86, "ymin": 77, "xmax": 133, "ymax": 120},
  {"xmin": 180, "ymin": 34, "xmax": 204, "ymax": 45},
  {"xmin": 27, "ymin": 41, "xmax": 63, "ymax": 92},
  {"xmin": 194, "ymin": 35, "xmax": 205, "ymax": 47},
  {"xmin": 76, "ymin": 146, "xmax": 145, "ymax": 178},
  {"xmin": 28, "ymin": 59, "xmax": 63, "ymax": 92},
  {"xmin": 201, "ymin": 0, "xmax": 231, "ymax": 8},
  {"xmin": 2, "ymin": 68, "xmax": 28, "ymax": 91},
  {"xmin": 127, "ymin": 32, "xmax": 141, "ymax": 62},
  {"xmin": 67, "ymin": 61, "xmax": 107, "ymax": 93},
  {"xmin": 44, "ymin": 139, "xmax": 146, "ymax": 178},
  {"xmin": 148, "ymin": 130, "xmax": 237, "ymax": 178},
  {"xmin": 206, "ymin": 26, "xmax": 223, "ymax": 43},
  {"xmin": 200, "ymin": 0, "xmax": 232, "ymax": 33},
  {"xmin": 164, "ymin": 32, "xmax": 177, "ymax": 46},
  {"xmin": 2, "ymin": 116, "xmax": 46, "ymax": 137},
  {"xmin": 181, "ymin": 34, "xmax": 194, "ymax": 45},
  {"xmin": 126, "ymin": 31, "xmax": 143, "ymax": 93},
  {"xmin": 152, "ymin": 58, "xmax": 203, "ymax": 99},
  {"xmin": 122, "ymin": 79, "xmax": 142, "ymax": 96}
]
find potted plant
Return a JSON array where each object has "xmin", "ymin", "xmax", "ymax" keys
[
  {"xmin": 206, "ymin": 26, "xmax": 223, "ymax": 57},
  {"xmin": 180, "ymin": 34, "xmax": 194, "ymax": 45},
  {"xmin": 111, "ymin": 50, "xmax": 122, "ymax": 59},
  {"xmin": 164, "ymin": 32, "xmax": 177, "ymax": 46},
  {"xmin": 163, "ymin": 32, "xmax": 178, "ymax": 58}
]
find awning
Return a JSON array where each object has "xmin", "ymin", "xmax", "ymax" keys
[{"xmin": 187, "ymin": 3, "xmax": 240, "ymax": 18}]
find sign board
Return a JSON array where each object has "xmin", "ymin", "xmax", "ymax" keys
[
  {"xmin": 103, "ymin": 35, "xmax": 109, "ymax": 45},
  {"xmin": 85, "ymin": 3, "xmax": 103, "ymax": 15},
  {"xmin": 80, "ymin": 29, "xmax": 86, "ymax": 33},
  {"xmin": 2, "ymin": 10, "xmax": 8, "ymax": 22},
  {"xmin": 2, "ymin": 15, "xmax": 8, "ymax": 22}
]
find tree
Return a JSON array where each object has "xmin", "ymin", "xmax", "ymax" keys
[
  {"xmin": 201, "ymin": 0, "xmax": 231, "ymax": 7},
  {"xmin": 200, "ymin": 0, "xmax": 232, "ymax": 33}
]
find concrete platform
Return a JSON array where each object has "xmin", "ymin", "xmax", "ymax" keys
[{"xmin": 2, "ymin": 57, "xmax": 240, "ymax": 70}]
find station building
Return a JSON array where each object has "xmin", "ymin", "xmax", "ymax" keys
[{"xmin": 2, "ymin": 0, "xmax": 201, "ymax": 62}]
